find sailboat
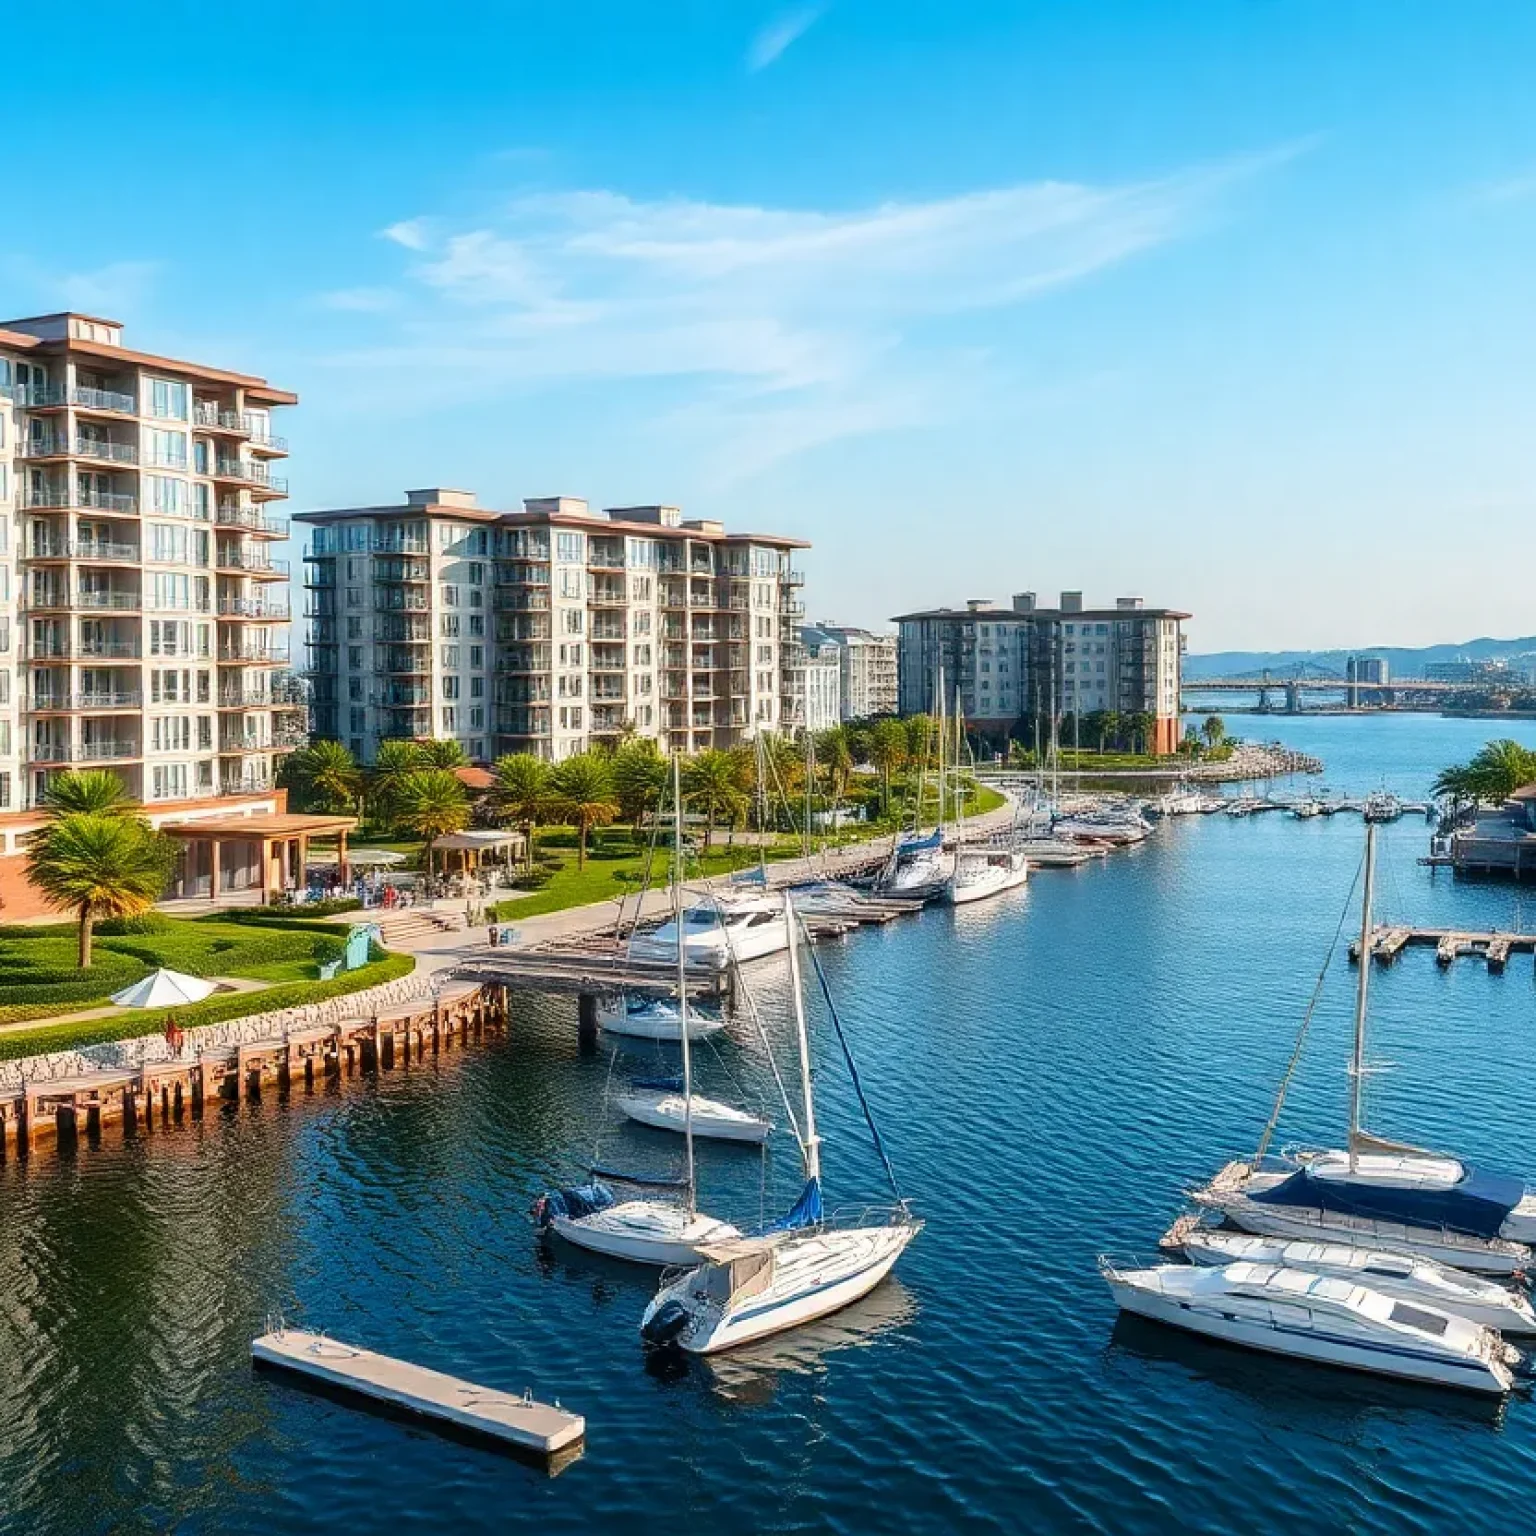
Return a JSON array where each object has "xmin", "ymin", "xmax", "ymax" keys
[
  {"xmin": 1191, "ymin": 822, "xmax": 1536, "ymax": 1275},
  {"xmin": 945, "ymin": 693, "xmax": 1028, "ymax": 905},
  {"xmin": 640, "ymin": 891, "xmax": 921, "ymax": 1353},
  {"xmin": 878, "ymin": 673, "xmax": 953, "ymax": 899},
  {"xmin": 532, "ymin": 757, "xmax": 742, "ymax": 1266}
]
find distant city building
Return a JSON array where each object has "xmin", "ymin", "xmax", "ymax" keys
[
  {"xmin": 802, "ymin": 622, "xmax": 898, "ymax": 719},
  {"xmin": 892, "ymin": 591, "xmax": 1190, "ymax": 754},
  {"xmin": 298, "ymin": 491, "xmax": 808, "ymax": 764},
  {"xmin": 1346, "ymin": 655, "xmax": 1388, "ymax": 708},
  {"xmin": 1424, "ymin": 659, "xmax": 1527, "ymax": 686},
  {"xmin": 799, "ymin": 630, "xmax": 842, "ymax": 732}
]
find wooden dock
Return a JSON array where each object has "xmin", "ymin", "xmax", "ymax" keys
[
  {"xmin": 0, "ymin": 982, "xmax": 506, "ymax": 1159},
  {"xmin": 1349, "ymin": 925, "xmax": 1536, "ymax": 973},
  {"xmin": 252, "ymin": 1329, "xmax": 583, "ymax": 1460}
]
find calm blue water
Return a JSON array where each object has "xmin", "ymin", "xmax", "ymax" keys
[{"xmin": 6, "ymin": 713, "xmax": 1536, "ymax": 1536}]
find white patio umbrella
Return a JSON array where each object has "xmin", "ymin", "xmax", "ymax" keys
[
  {"xmin": 110, "ymin": 968, "xmax": 220, "ymax": 1009},
  {"xmin": 304, "ymin": 848, "xmax": 406, "ymax": 868}
]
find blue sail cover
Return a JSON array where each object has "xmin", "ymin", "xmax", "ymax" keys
[
  {"xmin": 1251, "ymin": 1163, "xmax": 1526, "ymax": 1239},
  {"xmin": 731, "ymin": 866, "xmax": 769, "ymax": 885},
  {"xmin": 765, "ymin": 1177, "xmax": 824, "ymax": 1232},
  {"xmin": 898, "ymin": 830, "xmax": 943, "ymax": 855}
]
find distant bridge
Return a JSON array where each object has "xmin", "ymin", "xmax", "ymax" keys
[{"xmin": 1181, "ymin": 664, "xmax": 1465, "ymax": 712}]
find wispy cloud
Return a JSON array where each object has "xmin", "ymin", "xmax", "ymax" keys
[
  {"xmin": 379, "ymin": 218, "xmax": 432, "ymax": 251},
  {"xmin": 747, "ymin": 6, "xmax": 822, "ymax": 71},
  {"xmin": 318, "ymin": 285, "xmax": 401, "ymax": 313},
  {"xmin": 324, "ymin": 146, "xmax": 1299, "ymax": 479},
  {"xmin": 1472, "ymin": 171, "xmax": 1536, "ymax": 206},
  {"xmin": 0, "ymin": 257, "xmax": 161, "ymax": 317}
]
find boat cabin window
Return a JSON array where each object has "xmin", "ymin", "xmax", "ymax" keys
[
  {"xmin": 1389, "ymin": 1302, "xmax": 1450, "ymax": 1336},
  {"xmin": 744, "ymin": 912, "xmax": 777, "ymax": 928},
  {"xmin": 684, "ymin": 909, "xmax": 721, "ymax": 927},
  {"xmin": 1363, "ymin": 1257, "xmax": 1414, "ymax": 1278}
]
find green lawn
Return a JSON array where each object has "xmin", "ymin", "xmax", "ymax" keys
[{"xmin": 0, "ymin": 916, "xmax": 351, "ymax": 1027}]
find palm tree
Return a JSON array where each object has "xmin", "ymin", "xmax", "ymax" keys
[
  {"xmin": 418, "ymin": 738, "xmax": 470, "ymax": 769},
  {"xmin": 393, "ymin": 769, "xmax": 471, "ymax": 878},
  {"xmin": 867, "ymin": 718, "xmax": 908, "ymax": 816},
  {"xmin": 610, "ymin": 739, "xmax": 668, "ymax": 827},
  {"xmin": 550, "ymin": 752, "xmax": 619, "ymax": 868},
  {"xmin": 683, "ymin": 749, "xmax": 746, "ymax": 851},
  {"xmin": 489, "ymin": 752, "xmax": 553, "ymax": 867},
  {"xmin": 282, "ymin": 739, "xmax": 361, "ymax": 813},
  {"xmin": 367, "ymin": 738, "xmax": 426, "ymax": 830},
  {"xmin": 40, "ymin": 768, "xmax": 134, "ymax": 819},
  {"xmin": 1438, "ymin": 739, "xmax": 1536, "ymax": 805},
  {"xmin": 815, "ymin": 727, "xmax": 854, "ymax": 803},
  {"xmin": 26, "ymin": 813, "xmax": 175, "ymax": 968}
]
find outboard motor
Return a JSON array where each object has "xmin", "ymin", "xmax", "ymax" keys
[{"xmin": 641, "ymin": 1299, "xmax": 692, "ymax": 1347}]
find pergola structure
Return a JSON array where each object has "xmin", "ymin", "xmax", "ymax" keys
[
  {"xmin": 431, "ymin": 829, "xmax": 525, "ymax": 877},
  {"xmin": 163, "ymin": 813, "xmax": 359, "ymax": 903}
]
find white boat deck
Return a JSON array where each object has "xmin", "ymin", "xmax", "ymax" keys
[{"xmin": 251, "ymin": 1329, "xmax": 584, "ymax": 1456}]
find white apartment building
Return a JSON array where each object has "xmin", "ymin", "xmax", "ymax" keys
[
  {"xmin": 299, "ymin": 491, "xmax": 809, "ymax": 762},
  {"xmin": 806, "ymin": 623, "xmax": 898, "ymax": 720},
  {"xmin": 799, "ymin": 633, "xmax": 842, "ymax": 732},
  {"xmin": 894, "ymin": 591, "xmax": 1189, "ymax": 753},
  {"xmin": 0, "ymin": 312, "xmax": 303, "ymax": 814}
]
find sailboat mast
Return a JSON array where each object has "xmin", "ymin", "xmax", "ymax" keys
[
  {"xmin": 783, "ymin": 889, "xmax": 821, "ymax": 1184},
  {"xmin": 936, "ymin": 664, "xmax": 947, "ymax": 831},
  {"xmin": 1349, "ymin": 821, "xmax": 1377, "ymax": 1171},
  {"xmin": 672, "ymin": 753, "xmax": 696, "ymax": 1213}
]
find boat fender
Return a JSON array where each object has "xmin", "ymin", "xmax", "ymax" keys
[{"xmin": 641, "ymin": 1300, "xmax": 692, "ymax": 1347}]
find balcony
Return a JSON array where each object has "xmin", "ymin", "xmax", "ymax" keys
[
  {"xmin": 497, "ymin": 591, "xmax": 551, "ymax": 612},
  {"xmin": 591, "ymin": 624, "xmax": 627, "ymax": 643},
  {"xmin": 221, "ymin": 773, "xmax": 274, "ymax": 796},
  {"xmin": 591, "ymin": 679, "xmax": 627, "ymax": 702},
  {"xmin": 590, "ymin": 581, "xmax": 627, "ymax": 607},
  {"xmin": 780, "ymin": 598, "xmax": 806, "ymax": 619},
  {"xmin": 273, "ymin": 722, "xmax": 306, "ymax": 748},
  {"xmin": 217, "ymin": 597, "xmax": 290, "ymax": 619},
  {"xmin": 374, "ymin": 620, "xmax": 430, "ymax": 643},
  {"xmin": 382, "ymin": 686, "xmax": 432, "ymax": 707},
  {"xmin": 219, "ymin": 641, "xmax": 291, "ymax": 664},
  {"xmin": 26, "ymin": 540, "xmax": 140, "ymax": 563},
  {"xmin": 72, "ymin": 386, "xmax": 138, "ymax": 415},
  {"xmin": 371, "ymin": 536, "xmax": 430, "ymax": 555},
  {"xmin": 591, "ymin": 657, "xmax": 627, "ymax": 673},
  {"xmin": 21, "ymin": 435, "xmax": 138, "ymax": 464},
  {"xmin": 19, "ymin": 486, "xmax": 139, "ymax": 514},
  {"xmin": 28, "ymin": 691, "xmax": 143, "ymax": 711},
  {"xmin": 785, "ymin": 568, "xmax": 805, "ymax": 586},
  {"xmin": 212, "ymin": 460, "xmax": 288, "ymax": 495},
  {"xmin": 218, "ymin": 689, "xmax": 275, "ymax": 709},
  {"xmin": 30, "ymin": 739, "xmax": 141, "ymax": 764},
  {"xmin": 374, "ymin": 556, "xmax": 431, "ymax": 582},
  {"xmin": 217, "ymin": 550, "xmax": 290, "ymax": 578},
  {"xmin": 496, "ymin": 709, "xmax": 552, "ymax": 737},
  {"xmin": 381, "ymin": 646, "xmax": 431, "ymax": 674},
  {"xmin": 216, "ymin": 503, "xmax": 289, "ymax": 537},
  {"xmin": 587, "ymin": 549, "xmax": 626, "ymax": 571},
  {"xmin": 219, "ymin": 735, "xmax": 274, "ymax": 755}
]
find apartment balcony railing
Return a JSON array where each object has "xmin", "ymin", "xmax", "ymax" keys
[
  {"xmin": 499, "ymin": 646, "xmax": 552, "ymax": 674},
  {"xmin": 590, "ymin": 658, "xmax": 627, "ymax": 673},
  {"xmin": 780, "ymin": 598, "xmax": 806, "ymax": 619},
  {"xmin": 71, "ymin": 386, "xmax": 138, "ymax": 414},
  {"xmin": 591, "ymin": 681, "xmax": 627, "ymax": 702},
  {"xmin": 374, "ymin": 621, "xmax": 431, "ymax": 643},
  {"xmin": 496, "ymin": 710, "xmax": 552, "ymax": 737},
  {"xmin": 217, "ymin": 551, "xmax": 290, "ymax": 576},
  {"xmin": 219, "ymin": 642, "xmax": 291, "ymax": 663},
  {"xmin": 215, "ymin": 503, "xmax": 289, "ymax": 536},
  {"xmin": 273, "ymin": 723, "xmax": 307, "ymax": 748},
  {"xmin": 31, "ymin": 739, "xmax": 141, "ymax": 763},
  {"xmin": 21, "ymin": 436, "xmax": 139, "ymax": 463},
  {"xmin": 219, "ymin": 735, "xmax": 274, "ymax": 754},
  {"xmin": 218, "ymin": 689, "xmax": 275, "ymax": 708},
  {"xmin": 587, "ymin": 551, "xmax": 626, "ymax": 570},
  {"xmin": 371, "ymin": 537, "xmax": 430, "ymax": 555},
  {"xmin": 785, "ymin": 568, "xmax": 805, "ymax": 586},
  {"xmin": 374, "ymin": 557, "xmax": 431, "ymax": 582},
  {"xmin": 193, "ymin": 404, "xmax": 290, "ymax": 453},
  {"xmin": 212, "ymin": 460, "xmax": 288, "ymax": 493},
  {"xmin": 591, "ymin": 627, "xmax": 627, "ymax": 643},
  {"xmin": 495, "ymin": 684, "xmax": 553, "ymax": 705},
  {"xmin": 20, "ymin": 486, "xmax": 133, "ymax": 513},
  {"xmin": 590, "ymin": 583, "xmax": 627, "ymax": 606},
  {"xmin": 72, "ymin": 591, "xmax": 143, "ymax": 611},
  {"xmin": 28, "ymin": 691, "xmax": 143, "ymax": 711},
  {"xmin": 382, "ymin": 686, "xmax": 432, "ymax": 706},
  {"xmin": 222, "ymin": 773, "xmax": 274, "ymax": 795},
  {"xmin": 497, "ymin": 592, "xmax": 551, "ymax": 612},
  {"xmin": 380, "ymin": 713, "xmax": 432, "ymax": 739},
  {"xmin": 380, "ymin": 647, "xmax": 431, "ymax": 674},
  {"xmin": 26, "ymin": 540, "xmax": 140, "ymax": 563},
  {"xmin": 217, "ymin": 597, "xmax": 290, "ymax": 619}
]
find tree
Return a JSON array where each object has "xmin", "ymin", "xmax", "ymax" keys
[
  {"xmin": 868, "ymin": 718, "xmax": 909, "ymax": 816},
  {"xmin": 393, "ymin": 769, "xmax": 471, "ymax": 878},
  {"xmin": 367, "ymin": 739, "xmax": 426, "ymax": 829},
  {"xmin": 1179, "ymin": 726, "xmax": 1203, "ymax": 759},
  {"xmin": 1435, "ymin": 739, "xmax": 1536, "ymax": 805},
  {"xmin": 1126, "ymin": 711, "xmax": 1157, "ymax": 756},
  {"xmin": 26, "ymin": 813, "xmax": 175, "ymax": 968},
  {"xmin": 489, "ymin": 753, "xmax": 554, "ymax": 868},
  {"xmin": 683, "ymin": 749, "xmax": 747, "ymax": 850},
  {"xmin": 610, "ymin": 739, "xmax": 667, "ymax": 827},
  {"xmin": 1202, "ymin": 714, "xmax": 1226, "ymax": 750},
  {"xmin": 550, "ymin": 752, "xmax": 619, "ymax": 868},
  {"xmin": 903, "ymin": 713, "xmax": 935, "ymax": 763},
  {"xmin": 418, "ymin": 738, "xmax": 470, "ymax": 769},
  {"xmin": 40, "ymin": 768, "xmax": 133, "ymax": 819},
  {"xmin": 815, "ymin": 727, "xmax": 854, "ymax": 803},
  {"xmin": 282, "ymin": 739, "xmax": 361, "ymax": 814}
]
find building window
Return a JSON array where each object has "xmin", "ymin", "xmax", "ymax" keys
[
  {"xmin": 443, "ymin": 676, "xmax": 460, "ymax": 700},
  {"xmin": 441, "ymin": 706, "xmax": 457, "ymax": 731},
  {"xmin": 147, "ymin": 428, "xmax": 189, "ymax": 468},
  {"xmin": 470, "ymin": 645, "xmax": 483, "ymax": 668},
  {"xmin": 556, "ymin": 531, "xmax": 585, "ymax": 563},
  {"xmin": 147, "ymin": 379, "xmax": 189, "ymax": 420}
]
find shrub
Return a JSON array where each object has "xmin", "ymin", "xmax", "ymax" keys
[
  {"xmin": 231, "ymin": 897, "xmax": 362, "ymax": 919},
  {"xmin": 98, "ymin": 913, "xmax": 172, "ymax": 936},
  {"xmin": 0, "ymin": 953, "xmax": 418, "ymax": 1062}
]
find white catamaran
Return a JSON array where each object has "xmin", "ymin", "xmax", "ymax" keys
[
  {"xmin": 533, "ymin": 758, "xmax": 742, "ymax": 1266},
  {"xmin": 1191, "ymin": 822, "xmax": 1536, "ymax": 1275},
  {"xmin": 641, "ymin": 892, "xmax": 920, "ymax": 1353}
]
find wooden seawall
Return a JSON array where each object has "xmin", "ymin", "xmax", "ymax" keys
[
  {"xmin": 0, "ymin": 982, "xmax": 507, "ymax": 1158},
  {"xmin": 1349, "ymin": 925, "xmax": 1536, "ymax": 973}
]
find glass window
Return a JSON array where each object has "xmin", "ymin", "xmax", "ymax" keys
[
  {"xmin": 147, "ymin": 428, "xmax": 188, "ymax": 468},
  {"xmin": 556, "ymin": 531, "xmax": 585, "ymax": 563},
  {"xmin": 147, "ymin": 379, "xmax": 189, "ymax": 420}
]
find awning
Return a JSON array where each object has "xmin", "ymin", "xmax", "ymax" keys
[
  {"xmin": 431, "ymin": 830, "xmax": 524, "ymax": 852},
  {"xmin": 306, "ymin": 847, "xmax": 407, "ymax": 867}
]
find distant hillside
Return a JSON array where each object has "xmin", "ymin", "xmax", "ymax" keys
[{"xmin": 1184, "ymin": 636, "xmax": 1536, "ymax": 681}]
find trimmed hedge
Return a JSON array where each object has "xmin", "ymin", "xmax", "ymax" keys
[
  {"xmin": 226, "ymin": 897, "xmax": 363, "ymax": 919},
  {"xmin": 0, "ymin": 952, "xmax": 417, "ymax": 1062}
]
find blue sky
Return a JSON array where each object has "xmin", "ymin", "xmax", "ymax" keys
[{"xmin": 9, "ymin": 1, "xmax": 1536, "ymax": 650}]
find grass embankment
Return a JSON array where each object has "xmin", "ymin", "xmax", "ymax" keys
[
  {"xmin": 0, "ymin": 951, "xmax": 415, "ymax": 1063},
  {"xmin": 0, "ymin": 914, "xmax": 414, "ymax": 1062}
]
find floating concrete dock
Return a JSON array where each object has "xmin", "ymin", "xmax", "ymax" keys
[
  {"xmin": 1350, "ymin": 925, "xmax": 1536, "ymax": 973},
  {"xmin": 252, "ymin": 1328, "xmax": 584, "ymax": 1459}
]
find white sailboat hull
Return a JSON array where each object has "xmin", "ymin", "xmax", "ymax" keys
[
  {"xmin": 945, "ymin": 853, "xmax": 1028, "ymax": 905},
  {"xmin": 551, "ymin": 1201, "xmax": 741, "ymax": 1267},
  {"xmin": 1106, "ymin": 1276, "xmax": 1513, "ymax": 1394},
  {"xmin": 598, "ymin": 1000, "xmax": 727, "ymax": 1041},
  {"xmin": 645, "ymin": 1223, "xmax": 919, "ymax": 1354},
  {"xmin": 616, "ymin": 1091, "xmax": 772, "ymax": 1145}
]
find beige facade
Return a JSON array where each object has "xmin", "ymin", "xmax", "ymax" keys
[
  {"xmin": 0, "ymin": 312, "xmax": 303, "ymax": 813},
  {"xmin": 298, "ymin": 492, "xmax": 808, "ymax": 762}
]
